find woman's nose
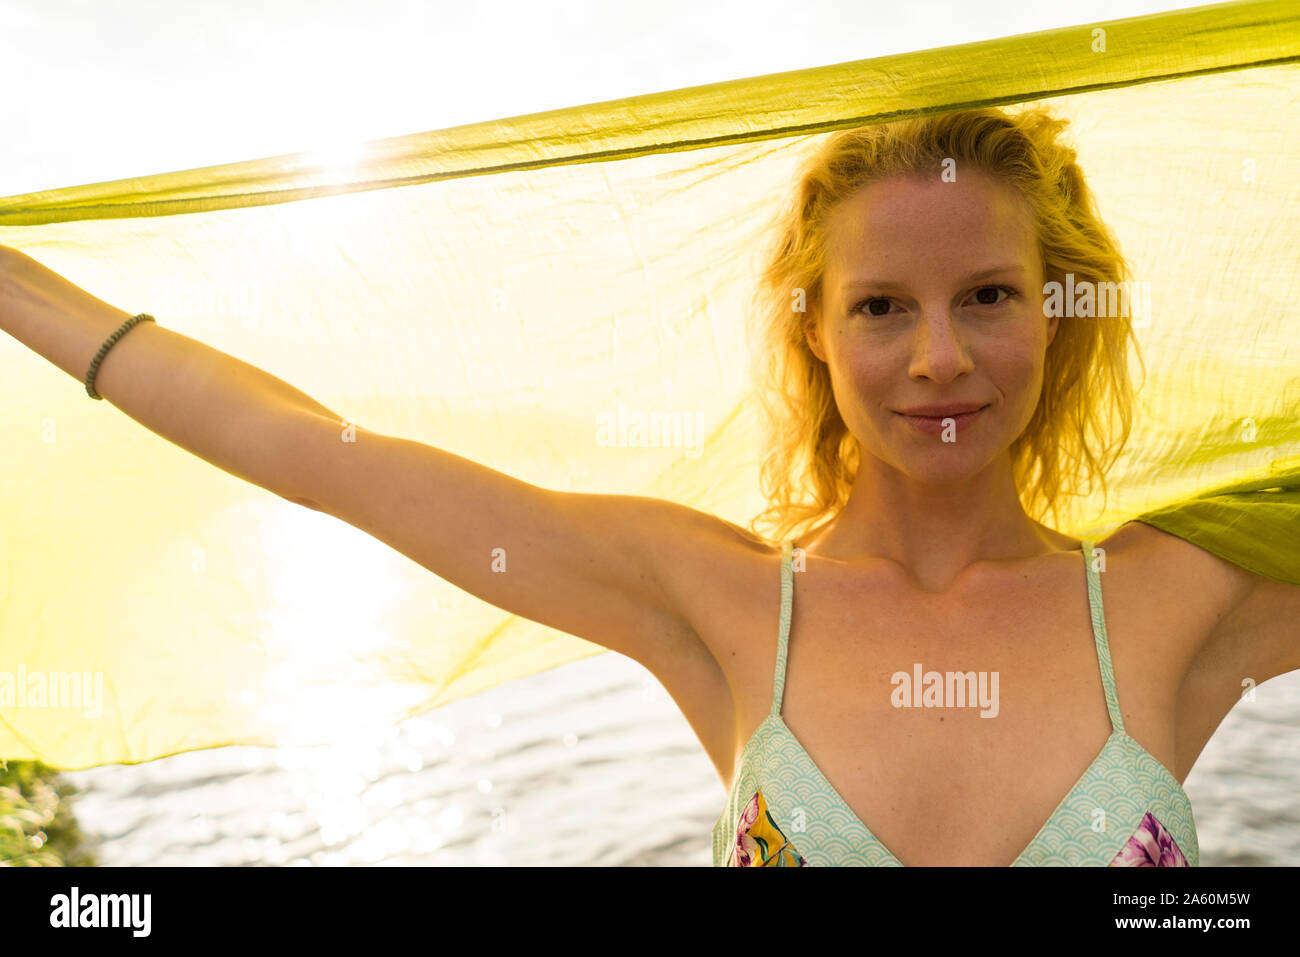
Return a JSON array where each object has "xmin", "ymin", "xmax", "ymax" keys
[{"xmin": 907, "ymin": 312, "xmax": 974, "ymax": 382}]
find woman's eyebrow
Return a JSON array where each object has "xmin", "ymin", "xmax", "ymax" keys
[{"xmin": 841, "ymin": 265, "xmax": 1025, "ymax": 292}]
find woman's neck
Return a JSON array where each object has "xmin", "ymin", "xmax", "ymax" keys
[{"xmin": 798, "ymin": 460, "xmax": 1075, "ymax": 591}]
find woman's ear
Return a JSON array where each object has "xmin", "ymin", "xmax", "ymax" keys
[
  {"xmin": 1046, "ymin": 311, "xmax": 1059, "ymax": 349},
  {"xmin": 804, "ymin": 309, "xmax": 827, "ymax": 363}
]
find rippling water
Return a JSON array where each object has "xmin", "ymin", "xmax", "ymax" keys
[{"xmin": 60, "ymin": 654, "xmax": 1300, "ymax": 866}]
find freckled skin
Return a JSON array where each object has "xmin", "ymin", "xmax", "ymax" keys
[
  {"xmin": 809, "ymin": 170, "xmax": 1057, "ymax": 483},
  {"xmin": 801, "ymin": 170, "xmax": 1065, "ymax": 576}
]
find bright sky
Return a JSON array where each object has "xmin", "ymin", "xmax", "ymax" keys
[{"xmin": 5, "ymin": 0, "xmax": 1205, "ymax": 197}]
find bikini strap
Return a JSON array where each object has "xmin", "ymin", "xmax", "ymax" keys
[
  {"xmin": 1081, "ymin": 538, "xmax": 1125, "ymax": 734},
  {"xmin": 769, "ymin": 539, "xmax": 796, "ymax": 718}
]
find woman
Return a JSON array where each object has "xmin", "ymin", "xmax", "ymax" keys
[{"xmin": 1, "ymin": 107, "xmax": 1296, "ymax": 867}]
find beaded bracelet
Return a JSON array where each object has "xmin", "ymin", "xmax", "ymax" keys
[{"xmin": 85, "ymin": 313, "xmax": 156, "ymax": 400}]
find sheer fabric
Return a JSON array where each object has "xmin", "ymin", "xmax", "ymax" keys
[{"xmin": 1, "ymin": 0, "xmax": 1296, "ymax": 768}]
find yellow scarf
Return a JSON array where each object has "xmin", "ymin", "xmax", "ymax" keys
[{"xmin": 2, "ymin": 0, "xmax": 1296, "ymax": 768}]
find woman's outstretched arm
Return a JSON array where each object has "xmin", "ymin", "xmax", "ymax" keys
[
  {"xmin": 0, "ymin": 244, "xmax": 753, "ymax": 742},
  {"xmin": 0, "ymin": 243, "xmax": 340, "ymax": 505}
]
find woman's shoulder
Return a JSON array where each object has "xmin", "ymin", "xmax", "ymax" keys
[
  {"xmin": 1091, "ymin": 520, "xmax": 1235, "ymax": 593},
  {"xmin": 1103, "ymin": 519, "xmax": 1240, "ymax": 581},
  {"xmin": 1094, "ymin": 520, "xmax": 1255, "ymax": 662}
]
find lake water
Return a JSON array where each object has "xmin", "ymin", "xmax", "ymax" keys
[{"xmin": 60, "ymin": 652, "xmax": 1300, "ymax": 866}]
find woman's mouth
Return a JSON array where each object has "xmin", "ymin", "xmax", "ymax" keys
[{"xmin": 893, "ymin": 405, "xmax": 989, "ymax": 434}]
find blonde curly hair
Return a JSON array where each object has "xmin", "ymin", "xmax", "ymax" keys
[{"xmin": 744, "ymin": 105, "xmax": 1144, "ymax": 547}]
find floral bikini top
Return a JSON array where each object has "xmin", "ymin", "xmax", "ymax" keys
[{"xmin": 712, "ymin": 539, "xmax": 1199, "ymax": 867}]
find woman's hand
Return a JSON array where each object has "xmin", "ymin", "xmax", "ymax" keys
[{"xmin": 0, "ymin": 244, "xmax": 138, "ymax": 379}]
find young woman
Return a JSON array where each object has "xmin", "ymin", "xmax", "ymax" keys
[{"xmin": 2, "ymin": 107, "xmax": 1296, "ymax": 867}]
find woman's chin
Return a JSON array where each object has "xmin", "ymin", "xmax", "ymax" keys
[{"xmin": 885, "ymin": 446, "xmax": 1001, "ymax": 485}]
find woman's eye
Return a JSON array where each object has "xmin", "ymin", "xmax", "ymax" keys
[
  {"xmin": 972, "ymin": 284, "xmax": 1016, "ymax": 306},
  {"xmin": 852, "ymin": 285, "xmax": 1017, "ymax": 317},
  {"xmin": 853, "ymin": 297, "xmax": 895, "ymax": 317}
]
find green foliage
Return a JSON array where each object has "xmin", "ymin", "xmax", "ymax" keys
[{"xmin": 0, "ymin": 759, "xmax": 98, "ymax": 867}]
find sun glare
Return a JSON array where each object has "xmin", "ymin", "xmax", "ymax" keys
[{"xmin": 300, "ymin": 140, "xmax": 373, "ymax": 181}]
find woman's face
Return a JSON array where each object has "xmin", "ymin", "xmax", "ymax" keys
[{"xmin": 806, "ymin": 169, "xmax": 1057, "ymax": 485}]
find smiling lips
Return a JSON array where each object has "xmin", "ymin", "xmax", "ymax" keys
[
  {"xmin": 897, "ymin": 403, "xmax": 987, "ymax": 416},
  {"xmin": 894, "ymin": 403, "xmax": 989, "ymax": 434}
]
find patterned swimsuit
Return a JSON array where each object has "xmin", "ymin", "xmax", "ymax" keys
[{"xmin": 713, "ymin": 539, "xmax": 1198, "ymax": 866}]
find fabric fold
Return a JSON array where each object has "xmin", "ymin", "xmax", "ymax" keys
[{"xmin": 1129, "ymin": 461, "xmax": 1300, "ymax": 585}]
